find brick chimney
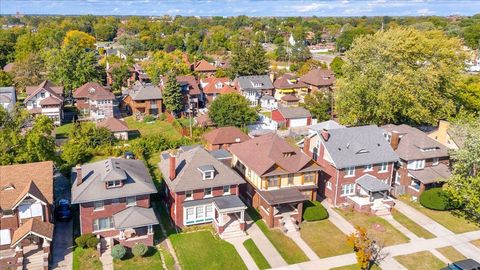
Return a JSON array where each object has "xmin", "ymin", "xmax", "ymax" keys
[
  {"xmin": 437, "ymin": 120, "xmax": 450, "ymax": 145},
  {"xmin": 303, "ymin": 136, "xmax": 312, "ymax": 156},
  {"xmin": 321, "ymin": 129, "xmax": 330, "ymax": 141},
  {"xmin": 76, "ymin": 164, "xmax": 83, "ymax": 186},
  {"xmin": 169, "ymin": 155, "xmax": 176, "ymax": 180},
  {"xmin": 390, "ymin": 131, "xmax": 400, "ymax": 151}
]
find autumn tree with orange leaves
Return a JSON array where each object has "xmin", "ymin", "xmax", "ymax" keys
[{"xmin": 347, "ymin": 226, "xmax": 386, "ymax": 270}]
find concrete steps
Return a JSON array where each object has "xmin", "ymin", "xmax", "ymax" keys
[
  {"xmin": 281, "ymin": 215, "xmax": 299, "ymax": 233},
  {"xmin": 23, "ymin": 253, "xmax": 45, "ymax": 270}
]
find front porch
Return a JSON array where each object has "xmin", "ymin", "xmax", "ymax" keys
[
  {"xmin": 112, "ymin": 206, "xmax": 158, "ymax": 247},
  {"xmin": 346, "ymin": 174, "xmax": 395, "ymax": 216},
  {"xmin": 211, "ymin": 196, "xmax": 247, "ymax": 239}
]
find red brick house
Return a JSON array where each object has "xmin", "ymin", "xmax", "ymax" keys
[
  {"xmin": 202, "ymin": 126, "xmax": 250, "ymax": 151},
  {"xmin": 271, "ymin": 105, "xmax": 312, "ymax": 128},
  {"xmin": 122, "ymin": 81, "xmax": 163, "ymax": 116},
  {"xmin": 71, "ymin": 158, "xmax": 158, "ymax": 247},
  {"xmin": 160, "ymin": 75, "xmax": 203, "ymax": 114},
  {"xmin": 0, "ymin": 161, "xmax": 54, "ymax": 270},
  {"xmin": 73, "ymin": 82, "xmax": 115, "ymax": 122},
  {"xmin": 299, "ymin": 68, "xmax": 336, "ymax": 93},
  {"xmin": 159, "ymin": 146, "xmax": 247, "ymax": 237},
  {"xmin": 303, "ymin": 125, "xmax": 399, "ymax": 215}
]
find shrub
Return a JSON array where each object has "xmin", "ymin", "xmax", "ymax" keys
[
  {"xmin": 158, "ymin": 113, "xmax": 166, "ymax": 121},
  {"xmin": 86, "ymin": 236, "xmax": 99, "ymax": 248},
  {"xmin": 111, "ymin": 244, "xmax": 126, "ymax": 259},
  {"xmin": 75, "ymin": 233, "xmax": 96, "ymax": 248},
  {"xmin": 419, "ymin": 187, "xmax": 450, "ymax": 211},
  {"xmin": 132, "ymin": 243, "xmax": 148, "ymax": 257},
  {"xmin": 143, "ymin": 115, "xmax": 156, "ymax": 123},
  {"xmin": 303, "ymin": 201, "xmax": 329, "ymax": 221}
]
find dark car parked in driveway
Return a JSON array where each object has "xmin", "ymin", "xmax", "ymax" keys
[
  {"xmin": 55, "ymin": 199, "xmax": 72, "ymax": 221},
  {"xmin": 441, "ymin": 259, "xmax": 480, "ymax": 270}
]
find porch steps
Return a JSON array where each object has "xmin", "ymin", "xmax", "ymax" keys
[
  {"xmin": 220, "ymin": 221, "xmax": 246, "ymax": 240},
  {"xmin": 373, "ymin": 206, "xmax": 391, "ymax": 216},
  {"xmin": 281, "ymin": 215, "xmax": 298, "ymax": 233},
  {"xmin": 23, "ymin": 252, "xmax": 45, "ymax": 270}
]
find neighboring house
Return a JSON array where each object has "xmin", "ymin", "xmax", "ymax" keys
[
  {"xmin": 97, "ymin": 117, "xmax": 130, "ymax": 140},
  {"xmin": 161, "ymin": 75, "xmax": 203, "ymax": 114},
  {"xmin": 0, "ymin": 86, "xmax": 16, "ymax": 112},
  {"xmin": 234, "ymin": 75, "xmax": 275, "ymax": 107},
  {"xmin": 73, "ymin": 82, "xmax": 115, "ymax": 122},
  {"xmin": 71, "ymin": 158, "xmax": 159, "ymax": 247},
  {"xmin": 192, "ymin": 60, "xmax": 217, "ymax": 76},
  {"xmin": 24, "ymin": 80, "xmax": 64, "ymax": 125},
  {"xmin": 133, "ymin": 63, "xmax": 150, "ymax": 83},
  {"xmin": 271, "ymin": 105, "xmax": 312, "ymax": 128},
  {"xmin": 306, "ymin": 120, "xmax": 345, "ymax": 136},
  {"xmin": 427, "ymin": 120, "xmax": 461, "ymax": 150},
  {"xmin": 382, "ymin": 124, "xmax": 451, "ymax": 198},
  {"xmin": 123, "ymin": 81, "xmax": 163, "ymax": 116},
  {"xmin": 159, "ymin": 146, "xmax": 247, "ymax": 237},
  {"xmin": 304, "ymin": 125, "xmax": 398, "ymax": 214},
  {"xmin": 259, "ymin": 95, "xmax": 277, "ymax": 110},
  {"xmin": 0, "ymin": 161, "xmax": 54, "ymax": 270},
  {"xmin": 229, "ymin": 133, "xmax": 322, "ymax": 229},
  {"xmin": 200, "ymin": 77, "xmax": 236, "ymax": 104},
  {"xmin": 299, "ymin": 68, "xmax": 336, "ymax": 93},
  {"xmin": 106, "ymin": 48, "xmax": 127, "ymax": 60},
  {"xmin": 279, "ymin": 95, "xmax": 300, "ymax": 107},
  {"xmin": 202, "ymin": 126, "xmax": 250, "ymax": 151},
  {"xmin": 273, "ymin": 74, "xmax": 308, "ymax": 102}
]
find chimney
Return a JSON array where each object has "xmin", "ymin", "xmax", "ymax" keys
[
  {"xmin": 437, "ymin": 120, "xmax": 450, "ymax": 144},
  {"xmin": 76, "ymin": 164, "xmax": 83, "ymax": 186},
  {"xmin": 169, "ymin": 155, "xmax": 176, "ymax": 180},
  {"xmin": 390, "ymin": 131, "xmax": 400, "ymax": 151},
  {"xmin": 303, "ymin": 136, "xmax": 312, "ymax": 156},
  {"xmin": 321, "ymin": 129, "xmax": 330, "ymax": 141}
]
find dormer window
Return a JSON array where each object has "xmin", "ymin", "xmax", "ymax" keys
[
  {"xmin": 1, "ymin": 183, "xmax": 15, "ymax": 191},
  {"xmin": 282, "ymin": 151, "xmax": 295, "ymax": 157},
  {"xmin": 198, "ymin": 165, "xmax": 215, "ymax": 180},
  {"xmin": 215, "ymin": 82, "xmax": 223, "ymax": 89},
  {"xmin": 88, "ymin": 87, "xmax": 96, "ymax": 94},
  {"xmin": 106, "ymin": 180, "xmax": 122, "ymax": 188},
  {"xmin": 420, "ymin": 147, "xmax": 438, "ymax": 152},
  {"xmin": 252, "ymin": 82, "xmax": 263, "ymax": 87}
]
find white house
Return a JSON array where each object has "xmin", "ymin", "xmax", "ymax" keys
[{"xmin": 24, "ymin": 80, "xmax": 63, "ymax": 125}]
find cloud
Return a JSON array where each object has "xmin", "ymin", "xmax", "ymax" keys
[
  {"xmin": 293, "ymin": 3, "xmax": 329, "ymax": 12},
  {"xmin": 417, "ymin": 8, "xmax": 435, "ymax": 15}
]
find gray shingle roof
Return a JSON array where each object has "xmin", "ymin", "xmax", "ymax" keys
[
  {"xmin": 129, "ymin": 82, "xmax": 162, "ymax": 101},
  {"xmin": 408, "ymin": 163, "xmax": 451, "ymax": 184},
  {"xmin": 309, "ymin": 120, "xmax": 345, "ymax": 133},
  {"xmin": 210, "ymin": 149, "xmax": 232, "ymax": 159},
  {"xmin": 71, "ymin": 158, "xmax": 157, "ymax": 204},
  {"xmin": 159, "ymin": 146, "xmax": 245, "ymax": 192},
  {"xmin": 182, "ymin": 195, "xmax": 246, "ymax": 212},
  {"xmin": 113, "ymin": 206, "xmax": 159, "ymax": 229},
  {"xmin": 356, "ymin": 174, "xmax": 390, "ymax": 192},
  {"xmin": 277, "ymin": 105, "xmax": 311, "ymax": 119},
  {"xmin": 235, "ymin": 75, "xmax": 274, "ymax": 92},
  {"xmin": 321, "ymin": 125, "xmax": 399, "ymax": 169}
]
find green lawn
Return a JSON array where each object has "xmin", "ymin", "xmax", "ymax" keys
[
  {"xmin": 300, "ymin": 220, "xmax": 352, "ymax": 258},
  {"xmin": 55, "ymin": 123, "xmax": 75, "ymax": 138},
  {"xmin": 169, "ymin": 230, "xmax": 247, "ymax": 270},
  {"xmin": 72, "ymin": 247, "xmax": 102, "ymax": 270},
  {"xmin": 400, "ymin": 197, "xmax": 480, "ymax": 234},
  {"xmin": 159, "ymin": 246, "xmax": 175, "ymax": 270},
  {"xmin": 247, "ymin": 208, "xmax": 309, "ymax": 264},
  {"xmin": 330, "ymin": 264, "xmax": 381, "ymax": 270},
  {"xmin": 436, "ymin": 246, "xmax": 466, "ymax": 262},
  {"xmin": 113, "ymin": 247, "xmax": 163, "ymax": 270},
  {"xmin": 335, "ymin": 208, "xmax": 409, "ymax": 246},
  {"xmin": 391, "ymin": 209, "xmax": 435, "ymax": 239},
  {"xmin": 124, "ymin": 116, "xmax": 181, "ymax": 139},
  {"xmin": 394, "ymin": 251, "xmax": 446, "ymax": 270},
  {"xmin": 243, "ymin": 239, "xmax": 271, "ymax": 270}
]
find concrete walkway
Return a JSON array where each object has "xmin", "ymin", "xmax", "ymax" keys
[
  {"xmin": 285, "ymin": 231, "xmax": 319, "ymax": 261},
  {"xmin": 226, "ymin": 236, "xmax": 259, "ymax": 270},
  {"xmin": 51, "ymin": 220, "xmax": 73, "ymax": 270},
  {"xmin": 99, "ymin": 238, "xmax": 113, "ymax": 270},
  {"xmin": 321, "ymin": 201, "xmax": 355, "ymax": 235},
  {"xmin": 245, "ymin": 214, "xmax": 288, "ymax": 268},
  {"xmin": 381, "ymin": 215, "xmax": 420, "ymax": 240}
]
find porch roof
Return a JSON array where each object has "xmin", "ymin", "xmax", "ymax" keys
[
  {"xmin": 113, "ymin": 206, "xmax": 159, "ymax": 230},
  {"xmin": 11, "ymin": 218, "xmax": 53, "ymax": 247},
  {"xmin": 408, "ymin": 163, "xmax": 451, "ymax": 184},
  {"xmin": 355, "ymin": 174, "xmax": 390, "ymax": 193},
  {"xmin": 213, "ymin": 195, "xmax": 247, "ymax": 213},
  {"xmin": 258, "ymin": 187, "xmax": 307, "ymax": 205}
]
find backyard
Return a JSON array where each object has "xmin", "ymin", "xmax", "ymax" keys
[
  {"xmin": 394, "ymin": 251, "xmax": 446, "ymax": 270},
  {"xmin": 300, "ymin": 220, "xmax": 352, "ymax": 258},
  {"xmin": 124, "ymin": 116, "xmax": 185, "ymax": 140}
]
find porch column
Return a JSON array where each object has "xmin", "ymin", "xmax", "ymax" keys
[
  {"xmin": 268, "ymin": 205, "xmax": 275, "ymax": 228},
  {"xmin": 15, "ymin": 244, "xmax": 23, "ymax": 267},
  {"xmin": 239, "ymin": 210, "xmax": 246, "ymax": 231},
  {"xmin": 297, "ymin": 202, "xmax": 303, "ymax": 224},
  {"xmin": 147, "ymin": 225, "xmax": 153, "ymax": 235},
  {"xmin": 119, "ymin": 229, "xmax": 125, "ymax": 239}
]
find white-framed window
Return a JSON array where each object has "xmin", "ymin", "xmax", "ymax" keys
[
  {"xmin": 93, "ymin": 217, "xmax": 114, "ymax": 231},
  {"xmin": 186, "ymin": 208, "xmax": 195, "ymax": 224},
  {"xmin": 379, "ymin": 162, "xmax": 388, "ymax": 172},
  {"xmin": 223, "ymin": 185, "xmax": 230, "ymax": 195},
  {"xmin": 341, "ymin": 183, "xmax": 355, "ymax": 196},
  {"xmin": 364, "ymin": 164, "xmax": 373, "ymax": 172},
  {"xmin": 345, "ymin": 167, "xmax": 355, "ymax": 177},
  {"xmin": 432, "ymin": 158, "xmax": 439, "ymax": 166},
  {"xmin": 407, "ymin": 160, "xmax": 425, "ymax": 170},
  {"xmin": 93, "ymin": 201, "xmax": 104, "ymax": 211},
  {"xmin": 196, "ymin": 206, "xmax": 204, "ymax": 219},
  {"xmin": 410, "ymin": 179, "xmax": 421, "ymax": 191},
  {"xmin": 40, "ymin": 92, "xmax": 45, "ymax": 98},
  {"xmin": 205, "ymin": 205, "xmax": 213, "ymax": 219},
  {"xmin": 395, "ymin": 172, "xmax": 401, "ymax": 185},
  {"xmin": 18, "ymin": 201, "xmax": 43, "ymax": 219},
  {"xmin": 268, "ymin": 175, "xmax": 279, "ymax": 188},
  {"xmin": 326, "ymin": 181, "xmax": 332, "ymax": 190},
  {"xmin": 204, "ymin": 188, "xmax": 212, "ymax": 198},
  {"xmin": 0, "ymin": 229, "xmax": 11, "ymax": 245},
  {"xmin": 185, "ymin": 190, "xmax": 193, "ymax": 200},
  {"xmin": 203, "ymin": 170, "xmax": 214, "ymax": 180},
  {"xmin": 126, "ymin": 196, "xmax": 136, "ymax": 207},
  {"xmin": 107, "ymin": 180, "xmax": 122, "ymax": 188}
]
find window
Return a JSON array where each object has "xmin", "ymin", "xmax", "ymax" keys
[
  {"xmin": 0, "ymin": 229, "xmax": 11, "ymax": 245},
  {"xmin": 196, "ymin": 206, "xmax": 204, "ymax": 219},
  {"xmin": 205, "ymin": 205, "xmax": 213, "ymax": 220},
  {"xmin": 326, "ymin": 181, "xmax": 332, "ymax": 190},
  {"xmin": 204, "ymin": 171, "xmax": 214, "ymax": 179},
  {"xmin": 432, "ymin": 158, "xmax": 439, "ymax": 166},
  {"xmin": 40, "ymin": 92, "xmax": 45, "ymax": 98},
  {"xmin": 379, "ymin": 163, "xmax": 388, "ymax": 172},
  {"xmin": 395, "ymin": 172, "xmax": 401, "ymax": 185},
  {"xmin": 107, "ymin": 180, "xmax": 122, "ymax": 188},
  {"xmin": 223, "ymin": 185, "xmax": 230, "ymax": 195},
  {"xmin": 111, "ymin": 198, "xmax": 120, "ymax": 204},
  {"xmin": 18, "ymin": 202, "xmax": 43, "ymax": 219},
  {"xmin": 185, "ymin": 190, "xmax": 193, "ymax": 200},
  {"xmin": 267, "ymin": 175, "xmax": 279, "ymax": 188},
  {"xmin": 341, "ymin": 184, "xmax": 355, "ymax": 196},
  {"xmin": 204, "ymin": 188, "xmax": 212, "ymax": 197},
  {"xmin": 364, "ymin": 164, "xmax": 373, "ymax": 172},
  {"xmin": 410, "ymin": 179, "xmax": 421, "ymax": 191},
  {"xmin": 345, "ymin": 167, "xmax": 355, "ymax": 177},
  {"xmin": 407, "ymin": 160, "xmax": 425, "ymax": 170},
  {"xmin": 93, "ymin": 201, "xmax": 104, "ymax": 211},
  {"xmin": 93, "ymin": 217, "xmax": 114, "ymax": 231},
  {"xmin": 304, "ymin": 173, "xmax": 315, "ymax": 184},
  {"xmin": 126, "ymin": 196, "xmax": 136, "ymax": 207},
  {"xmin": 288, "ymin": 174, "xmax": 294, "ymax": 185},
  {"xmin": 186, "ymin": 208, "xmax": 195, "ymax": 224}
]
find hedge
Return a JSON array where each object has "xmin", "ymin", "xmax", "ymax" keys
[
  {"xmin": 302, "ymin": 200, "xmax": 329, "ymax": 221},
  {"xmin": 111, "ymin": 244, "xmax": 126, "ymax": 260},
  {"xmin": 419, "ymin": 188, "xmax": 450, "ymax": 211},
  {"xmin": 75, "ymin": 233, "xmax": 97, "ymax": 249},
  {"xmin": 132, "ymin": 243, "xmax": 148, "ymax": 257}
]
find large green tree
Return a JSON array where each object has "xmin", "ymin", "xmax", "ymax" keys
[
  {"xmin": 336, "ymin": 27, "xmax": 374, "ymax": 52},
  {"xmin": 336, "ymin": 28, "xmax": 465, "ymax": 125},
  {"xmin": 144, "ymin": 51, "xmax": 190, "ymax": 85},
  {"xmin": 302, "ymin": 91, "xmax": 332, "ymax": 122},
  {"xmin": 208, "ymin": 93, "xmax": 257, "ymax": 127},
  {"xmin": 110, "ymin": 64, "xmax": 130, "ymax": 92},
  {"xmin": 162, "ymin": 73, "xmax": 183, "ymax": 114},
  {"xmin": 230, "ymin": 42, "xmax": 268, "ymax": 77}
]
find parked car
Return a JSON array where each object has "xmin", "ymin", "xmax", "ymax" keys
[
  {"xmin": 55, "ymin": 199, "xmax": 72, "ymax": 221},
  {"xmin": 124, "ymin": 151, "xmax": 135, "ymax": 159},
  {"xmin": 441, "ymin": 259, "xmax": 480, "ymax": 270}
]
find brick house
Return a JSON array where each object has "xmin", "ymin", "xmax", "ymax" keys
[
  {"xmin": 0, "ymin": 161, "xmax": 54, "ymax": 270},
  {"xmin": 158, "ymin": 146, "xmax": 247, "ymax": 237},
  {"xmin": 199, "ymin": 77, "xmax": 236, "ymax": 105},
  {"xmin": 303, "ymin": 125, "xmax": 398, "ymax": 215},
  {"xmin": 202, "ymin": 126, "xmax": 250, "ymax": 151},
  {"xmin": 271, "ymin": 105, "xmax": 312, "ymax": 129},
  {"xmin": 122, "ymin": 81, "xmax": 163, "ymax": 116},
  {"xmin": 273, "ymin": 74, "xmax": 309, "ymax": 102},
  {"xmin": 96, "ymin": 117, "xmax": 130, "ymax": 140},
  {"xmin": 233, "ymin": 75, "xmax": 275, "ymax": 107},
  {"xmin": 229, "ymin": 134, "xmax": 322, "ymax": 230},
  {"xmin": 71, "ymin": 158, "xmax": 158, "ymax": 248},
  {"xmin": 192, "ymin": 60, "xmax": 217, "ymax": 77},
  {"xmin": 381, "ymin": 124, "xmax": 451, "ymax": 199},
  {"xmin": 160, "ymin": 75, "xmax": 203, "ymax": 115},
  {"xmin": 24, "ymin": 80, "xmax": 64, "ymax": 125},
  {"xmin": 299, "ymin": 68, "xmax": 335, "ymax": 93},
  {"xmin": 73, "ymin": 82, "xmax": 115, "ymax": 122}
]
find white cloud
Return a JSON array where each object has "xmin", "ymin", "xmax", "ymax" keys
[
  {"xmin": 293, "ymin": 3, "xmax": 329, "ymax": 13},
  {"xmin": 417, "ymin": 8, "xmax": 435, "ymax": 15}
]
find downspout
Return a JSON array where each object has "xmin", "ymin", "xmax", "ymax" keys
[{"xmin": 334, "ymin": 169, "xmax": 339, "ymax": 207}]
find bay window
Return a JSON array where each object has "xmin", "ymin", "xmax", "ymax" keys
[{"xmin": 93, "ymin": 217, "xmax": 114, "ymax": 231}]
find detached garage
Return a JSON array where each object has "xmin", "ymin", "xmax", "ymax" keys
[{"xmin": 271, "ymin": 105, "xmax": 312, "ymax": 128}]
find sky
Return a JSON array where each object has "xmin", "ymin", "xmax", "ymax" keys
[{"xmin": 1, "ymin": 0, "xmax": 479, "ymax": 17}]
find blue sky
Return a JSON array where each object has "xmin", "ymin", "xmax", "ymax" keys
[{"xmin": 1, "ymin": 0, "xmax": 479, "ymax": 17}]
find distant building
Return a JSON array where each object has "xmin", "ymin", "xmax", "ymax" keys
[
  {"xmin": 97, "ymin": 117, "xmax": 130, "ymax": 140},
  {"xmin": 427, "ymin": 120, "xmax": 461, "ymax": 150},
  {"xmin": 24, "ymin": 80, "xmax": 64, "ymax": 125},
  {"xmin": 73, "ymin": 82, "xmax": 115, "ymax": 122},
  {"xmin": 234, "ymin": 75, "xmax": 275, "ymax": 107},
  {"xmin": 273, "ymin": 74, "xmax": 308, "ymax": 102},
  {"xmin": 271, "ymin": 105, "xmax": 312, "ymax": 128},
  {"xmin": 160, "ymin": 75, "xmax": 203, "ymax": 114},
  {"xmin": 299, "ymin": 68, "xmax": 336, "ymax": 93},
  {"xmin": 200, "ymin": 77, "xmax": 236, "ymax": 105},
  {"xmin": 0, "ymin": 86, "xmax": 16, "ymax": 112},
  {"xmin": 202, "ymin": 127, "xmax": 250, "ymax": 151},
  {"xmin": 192, "ymin": 60, "xmax": 217, "ymax": 76}
]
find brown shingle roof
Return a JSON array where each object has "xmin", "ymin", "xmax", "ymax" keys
[
  {"xmin": 39, "ymin": 96, "xmax": 62, "ymax": 106},
  {"xmin": 194, "ymin": 60, "xmax": 217, "ymax": 72},
  {"xmin": 26, "ymin": 80, "xmax": 63, "ymax": 96},
  {"xmin": 11, "ymin": 218, "xmax": 54, "ymax": 246},
  {"xmin": 176, "ymin": 75, "xmax": 201, "ymax": 95},
  {"xmin": 73, "ymin": 82, "xmax": 115, "ymax": 101},
  {"xmin": 299, "ymin": 68, "xmax": 335, "ymax": 87},
  {"xmin": 274, "ymin": 74, "xmax": 308, "ymax": 89},
  {"xmin": 0, "ymin": 161, "xmax": 53, "ymax": 210},
  {"xmin": 281, "ymin": 95, "xmax": 300, "ymax": 102},
  {"xmin": 97, "ymin": 117, "xmax": 129, "ymax": 132},
  {"xmin": 202, "ymin": 127, "xmax": 250, "ymax": 145},
  {"xmin": 202, "ymin": 77, "xmax": 236, "ymax": 94}
]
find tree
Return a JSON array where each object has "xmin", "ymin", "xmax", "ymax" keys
[
  {"xmin": 63, "ymin": 30, "xmax": 96, "ymax": 50},
  {"xmin": 0, "ymin": 70, "xmax": 13, "ymax": 87},
  {"xmin": 13, "ymin": 53, "xmax": 46, "ymax": 92},
  {"xmin": 289, "ymin": 42, "xmax": 311, "ymax": 63},
  {"xmin": 208, "ymin": 93, "xmax": 257, "ymax": 127},
  {"xmin": 93, "ymin": 18, "xmax": 118, "ymax": 41},
  {"xmin": 347, "ymin": 226, "xmax": 386, "ymax": 270},
  {"xmin": 297, "ymin": 59, "xmax": 327, "ymax": 76},
  {"xmin": 302, "ymin": 91, "xmax": 331, "ymax": 122},
  {"xmin": 162, "ymin": 73, "xmax": 183, "ymax": 115},
  {"xmin": 463, "ymin": 24, "xmax": 480, "ymax": 50},
  {"xmin": 336, "ymin": 27, "xmax": 374, "ymax": 52},
  {"xmin": 455, "ymin": 74, "xmax": 480, "ymax": 113},
  {"xmin": 336, "ymin": 28, "xmax": 465, "ymax": 126},
  {"xmin": 144, "ymin": 51, "xmax": 190, "ymax": 85},
  {"xmin": 330, "ymin": 57, "xmax": 345, "ymax": 77},
  {"xmin": 110, "ymin": 64, "xmax": 130, "ymax": 92},
  {"xmin": 230, "ymin": 42, "xmax": 268, "ymax": 76}
]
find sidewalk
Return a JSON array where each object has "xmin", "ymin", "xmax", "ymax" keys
[
  {"xmin": 381, "ymin": 215, "xmax": 420, "ymax": 240},
  {"xmin": 226, "ymin": 236, "xmax": 259, "ymax": 270},
  {"xmin": 321, "ymin": 201, "xmax": 355, "ymax": 235}
]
